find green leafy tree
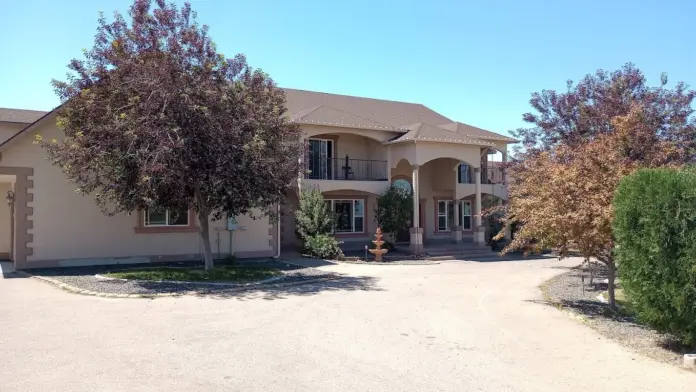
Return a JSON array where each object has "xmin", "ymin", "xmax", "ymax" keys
[
  {"xmin": 613, "ymin": 168, "xmax": 696, "ymax": 346},
  {"xmin": 39, "ymin": 0, "xmax": 301, "ymax": 270},
  {"xmin": 295, "ymin": 188, "xmax": 335, "ymax": 239},
  {"xmin": 375, "ymin": 184, "xmax": 412, "ymax": 244}
]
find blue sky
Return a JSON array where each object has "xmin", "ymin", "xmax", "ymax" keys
[{"xmin": 1, "ymin": 0, "xmax": 693, "ymax": 136}]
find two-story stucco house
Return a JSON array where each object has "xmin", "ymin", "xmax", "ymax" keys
[{"xmin": 0, "ymin": 89, "xmax": 514, "ymax": 269}]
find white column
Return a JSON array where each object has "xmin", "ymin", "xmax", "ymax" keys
[
  {"xmin": 410, "ymin": 164, "xmax": 423, "ymax": 254},
  {"xmin": 474, "ymin": 166, "xmax": 485, "ymax": 244},
  {"xmin": 412, "ymin": 165, "xmax": 419, "ymax": 228},
  {"xmin": 452, "ymin": 201, "xmax": 462, "ymax": 243}
]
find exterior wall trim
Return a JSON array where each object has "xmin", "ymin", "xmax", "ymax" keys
[{"xmin": 0, "ymin": 166, "xmax": 33, "ymax": 269}]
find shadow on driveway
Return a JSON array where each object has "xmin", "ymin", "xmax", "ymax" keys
[{"xmin": 23, "ymin": 259, "xmax": 382, "ymax": 300}]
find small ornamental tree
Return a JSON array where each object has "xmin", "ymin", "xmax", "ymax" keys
[
  {"xmin": 497, "ymin": 64, "xmax": 696, "ymax": 308},
  {"xmin": 294, "ymin": 188, "xmax": 341, "ymax": 259},
  {"xmin": 39, "ymin": 0, "xmax": 301, "ymax": 270},
  {"xmin": 497, "ymin": 105, "xmax": 682, "ymax": 308},
  {"xmin": 498, "ymin": 132, "xmax": 636, "ymax": 308},
  {"xmin": 295, "ymin": 188, "xmax": 335, "ymax": 239},
  {"xmin": 375, "ymin": 184, "xmax": 412, "ymax": 244},
  {"xmin": 614, "ymin": 168, "xmax": 696, "ymax": 346}
]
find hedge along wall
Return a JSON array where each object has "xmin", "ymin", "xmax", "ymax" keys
[{"xmin": 613, "ymin": 168, "xmax": 696, "ymax": 346}]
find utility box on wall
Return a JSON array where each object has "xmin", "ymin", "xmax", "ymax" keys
[{"xmin": 227, "ymin": 215, "xmax": 238, "ymax": 231}]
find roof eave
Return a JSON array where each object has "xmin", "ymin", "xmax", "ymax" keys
[{"xmin": 294, "ymin": 120, "xmax": 407, "ymax": 133}]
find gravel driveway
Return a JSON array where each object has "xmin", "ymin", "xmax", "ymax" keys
[{"xmin": 1, "ymin": 257, "xmax": 693, "ymax": 392}]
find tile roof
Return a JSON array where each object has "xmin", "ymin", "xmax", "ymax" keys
[
  {"xmin": 290, "ymin": 104, "xmax": 402, "ymax": 131},
  {"xmin": 0, "ymin": 108, "xmax": 47, "ymax": 124},
  {"xmin": 283, "ymin": 88, "xmax": 452, "ymax": 129},
  {"xmin": 388, "ymin": 122, "xmax": 495, "ymax": 146},
  {"xmin": 282, "ymin": 88, "xmax": 516, "ymax": 144},
  {"xmin": 438, "ymin": 121, "xmax": 517, "ymax": 142}
]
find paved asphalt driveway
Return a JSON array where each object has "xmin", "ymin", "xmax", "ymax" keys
[{"xmin": 1, "ymin": 257, "xmax": 693, "ymax": 391}]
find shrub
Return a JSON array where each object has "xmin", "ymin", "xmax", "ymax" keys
[
  {"xmin": 375, "ymin": 184, "xmax": 412, "ymax": 243},
  {"xmin": 303, "ymin": 234, "xmax": 344, "ymax": 259},
  {"xmin": 613, "ymin": 168, "xmax": 696, "ymax": 347},
  {"xmin": 295, "ymin": 188, "xmax": 335, "ymax": 239}
]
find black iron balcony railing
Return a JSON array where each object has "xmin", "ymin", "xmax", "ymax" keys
[
  {"xmin": 305, "ymin": 156, "xmax": 388, "ymax": 181},
  {"xmin": 481, "ymin": 164, "xmax": 506, "ymax": 184},
  {"xmin": 457, "ymin": 164, "xmax": 506, "ymax": 184}
]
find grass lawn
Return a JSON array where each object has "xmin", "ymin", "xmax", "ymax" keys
[{"xmin": 105, "ymin": 264, "xmax": 282, "ymax": 283}]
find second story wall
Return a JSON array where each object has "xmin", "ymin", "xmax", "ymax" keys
[{"xmin": 0, "ymin": 122, "xmax": 25, "ymax": 144}]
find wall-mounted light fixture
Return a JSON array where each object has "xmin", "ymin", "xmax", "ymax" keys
[{"xmin": 5, "ymin": 190, "xmax": 15, "ymax": 206}]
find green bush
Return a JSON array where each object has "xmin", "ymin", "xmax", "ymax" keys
[
  {"xmin": 613, "ymin": 168, "xmax": 696, "ymax": 346},
  {"xmin": 303, "ymin": 234, "xmax": 344, "ymax": 259},
  {"xmin": 295, "ymin": 188, "xmax": 335, "ymax": 239},
  {"xmin": 375, "ymin": 184, "xmax": 412, "ymax": 243}
]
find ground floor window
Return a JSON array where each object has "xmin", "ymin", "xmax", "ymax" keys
[
  {"xmin": 145, "ymin": 208, "xmax": 189, "ymax": 226},
  {"xmin": 437, "ymin": 200, "xmax": 473, "ymax": 231},
  {"xmin": 460, "ymin": 200, "xmax": 472, "ymax": 230},
  {"xmin": 327, "ymin": 199, "xmax": 365, "ymax": 233}
]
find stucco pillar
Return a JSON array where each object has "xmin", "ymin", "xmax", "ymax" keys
[
  {"xmin": 297, "ymin": 137, "xmax": 305, "ymax": 192},
  {"xmin": 410, "ymin": 164, "xmax": 423, "ymax": 255},
  {"xmin": 474, "ymin": 167, "xmax": 485, "ymax": 244},
  {"xmin": 451, "ymin": 200, "xmax": 462, "ymax": 243}
]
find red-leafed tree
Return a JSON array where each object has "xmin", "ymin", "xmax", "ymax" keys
[
  {"xmin": 498, "ymin": 64, "xmax": 696, "ymax": 309},
  {"xmin": 511, "ymin": 63, "xmax": 696, "ymax": 159},
  {"xmin": 41, "ymin": 0, "xmax": 301, "ymax": 270}
]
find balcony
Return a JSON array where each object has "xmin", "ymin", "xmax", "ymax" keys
[
  {"xmin": 455, "ymin": 164, "xmax": 508, "ymax": 200},
  {"xmin": 303, "ymin": 155, "xmax": 389, "ymax": 194},
  {"xmin": 305, "ymin": 156, "xmax": 388, "ymax": 181},
  {"xmin": 457, "ymin": 164, "xmax": 506, "ymax": 184},
  {"xmin": 481, "ymin": 165, "xmax": 505, "ymax": 184}
]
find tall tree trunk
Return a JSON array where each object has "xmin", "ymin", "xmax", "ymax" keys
[
  {"xmin": 607, "ymin": 259, "xmax": 617, "ymax": 310},
  {"xmin": 195, "ymin": 187, "xmax": 214, "ymax": 271}
]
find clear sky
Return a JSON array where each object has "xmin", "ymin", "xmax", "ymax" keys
[{"xmin": 0, "ymin": 0, "xmax": 693, "ymax": 136}]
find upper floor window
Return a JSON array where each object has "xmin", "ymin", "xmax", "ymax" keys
[
  {"xmin": 457, "ymin": 164, "xmax": 472, "ymax": 184},
  {"xmin": 145, "ymin": 208, "xmax": 189, "ymax": 227}
]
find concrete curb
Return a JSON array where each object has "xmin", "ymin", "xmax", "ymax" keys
[
  {"xmin": 93, "ymin": 273, "xmax": 286, "ymax": 287},
  {"xmin": 335, "ymin": 259, "xmax": 440, "ymax": 265},
  {"xmin": 27, "ymin": 273, "xmax": 341, "ymax": 299}
]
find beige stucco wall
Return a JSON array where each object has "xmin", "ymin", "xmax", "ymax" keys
[
  {"xmin": 1, "ymin": 119, "xmax": 274, "ymax": 266},
  {"xmin": 0, "ymin": 182, "xmax": 12, "ymax": 254},
  {"xmin": 0, "ymin": 122, "xmax": 26, "ymax": 144}
]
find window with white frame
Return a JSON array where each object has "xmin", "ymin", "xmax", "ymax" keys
[
  {"xmin": 460, "ymin": 200, "xmax": 472, "ymax": 230},
  {"xmin": 438, "ymin": 200, "xmax": 473, "ymax": 231},
  {"xmin": 144, "ymin": 208, "xmax": 189, "ymax": 226},
  {"xmin": 437, "ymin": 200, "xmax": 456, "ymax": 231},
  {"xmin": 327, "ymin": 199, "xmax": 364, "ymax": 233}
]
